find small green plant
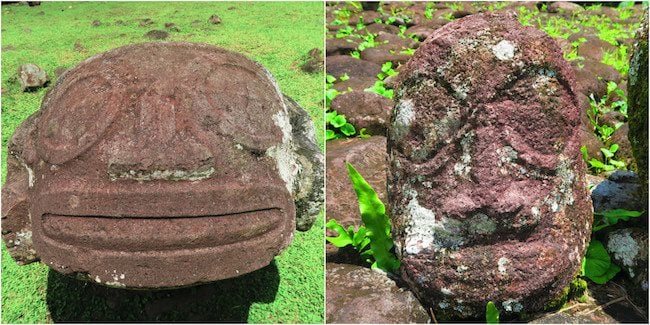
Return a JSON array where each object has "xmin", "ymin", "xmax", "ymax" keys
[
  {"xmin": 587, "ymin": 81, "xmax": 627, "ymax": 142},
  {"xmin": 350, "ymin": 50, "xmax": 360, "ymax": 59},
  {"xmin": 517, "ymin": 6, "xmax": 539, "ymax": 27},
  {"xmin": 441, "ymin": 11, "xmax": 455, "ymax": 21},
  {"xmin": 581, "ymin": 145, "xmax": 625, "ymax": 173},
  {"xmin": 592, "ymin": 209, "xmax": 644, "ymax": 232},
  {"xmin": 400, "ymin": 48, "xmax": 416, "ymax": 56},
  {"xmin": 582, "ymin": 240, "xmax": 620, "ymax": 284},
  {"xmin": 602, "ymin": 45, "xmax": 630, "ymax": 76},
  {"xmin": 377, "ymin": 61, "xmax": 398, "ymax": 80},
  {"xmin": 365, "ymin": 80, "xmax": 394, "ymax": 99},
  {"xmin": 447, "ymin": 2, "xmax": 463, "ymax": 12},
  {"xmin": 326, "ymin": 110, "xmax": 356, "ymax": 140},
  {"xmin": 326, "ymin": 163, "xmax": 401, "ymax": 273},
  {"xmin": 424, "ymin": 3, "xmax": 435, "ymax": 20},
  {"xmin": 486, "ymin": 301, "xmax": 500, "ymax": 324},
  {"xmin": 326, "ymin": 74, "xmax": 341, "ymax": 106},
  {"xmin": 563, "ymin": 37, "xmax": 586, "ymax": 62}
]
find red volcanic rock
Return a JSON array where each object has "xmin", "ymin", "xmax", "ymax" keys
[
  {"xmin": 388, "ymin": 13, "xmax": 592, "ymax": 319},
  {"xmin": 1, "ymin": 42, "xmax": 322, "ymax": 289}
]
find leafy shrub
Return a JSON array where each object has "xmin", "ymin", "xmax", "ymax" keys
[{"xmin": 326, "ymin": 110, "xmax": 356, "ymax": 140}]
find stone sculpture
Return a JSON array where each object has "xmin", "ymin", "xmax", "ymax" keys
[
  {"xmin": 387, "ymin": 12, "xmax": 592, "ymax": 318},
  {"xmin": 2, "ymin": 42, "xmax": 323, "ymax": 289}
]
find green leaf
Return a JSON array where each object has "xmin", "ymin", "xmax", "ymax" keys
[
  {"xmin": 601, "ymin": 147, "xmax": 614, "ymax": 159},
  {"xmin": 325, "ymin": 111, "xmax": 338, "ymax": 124},
  {"xmin": 584, "ymin": 240, "xmax": 620, "ymax": 284},
  {"xmin": 325, "ymin": 219, "xmax": 353, "ymax": 247},
  {"xmin": 346, "ymin": 162, "xmax": 401, "ymax": 273},
  {"xmin": 609, "ymin": 143, "xmax": 619, "ymax": 153},
  {"xmin": 597, "ymin": 209, "xmax": 643, "ymax": 225},
  {"xmin": 326, "ymin": 74, "xmax": 337, "ymax": 84},
  {"xmin": 340, "ymin": 123, "xmax": 356, "ymax": 136},
  {"xmin": 339, "ymin": 73, "xmax": 350, "ymax": 81},
  {"xmin": 606, "ymin": 81, "xmax": 617, "ymax": 94},
  {"xmin": 580, "ymin": 145, "xmax": 589, "ymax": 162},
  {"xmin": 486, "ymin": 301, "xmax": 500, "ymax": 324},
  {"xmin": 608, "ymin": 159, "xmax": 626, "ymax": 168},
  {"xmin": 326, "ymin": 129, "xmax": 337, "ymax": 140},
  {"xmin": 331, "ymin": 114, "xmax": 347, "ymax": 128}
]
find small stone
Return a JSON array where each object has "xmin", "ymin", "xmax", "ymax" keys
[
  {"xmin": 164, "ymin": 22, "xmax": 180, "ymax": 32},
  {"xmin": 91, "ymin": 20, "xmax": 101, "ymax": 27},
  {"xmin": 18, "ymin": 63, "xmax": 48, "ymax": 91},
  {"xmin": 144, "ymin": 30, "xmax": 169, "ymax": 40},
  {"xmin": 208, "ymin": 14, "xmax": 222, "ymax": 24},
  {"xmin": 139, "ymin": 18, "xmax": 153, "ymax": 27}
]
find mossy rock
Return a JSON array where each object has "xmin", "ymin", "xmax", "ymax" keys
[{"xmin": 628, "ymin": 9, "xmax": 648, "ymax": 205}]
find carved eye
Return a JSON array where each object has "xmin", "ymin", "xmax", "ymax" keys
[
  {"xmin": 198, "ymin": 64, "xmax": 285, "ymax": 151},
  {"xmin": 37, "ymin": 74, "xmax": 122, "ymax": 165}
]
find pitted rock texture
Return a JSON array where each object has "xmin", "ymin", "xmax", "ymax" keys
[
  {"xmin": 628, "ymin": 10, "xmax": 648, "ymax": 205},
  {"xmin": 1, "ymin": 42, "xmax": 322, "ymax": 289},
  {"xmin": 388, "ymin": 13, "xmax": 592, "ymax": 319},
  {"xmin": 326, "ymin": 263, "xmax": 430, "ymax": 324}
]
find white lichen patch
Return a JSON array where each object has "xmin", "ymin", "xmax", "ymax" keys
[
  {"xmin": 453, "ymin": 131, "xmax": 475, "ymax": 177},
  {"xmin": 498, "ymin": 257, "xmax": 510, "ymax": 275},
  {"xmin": 457, "ymin": 265, "xmax": 469, "ymax": 273},
  {"xmin": 439, "ymin": 301, "xmax": 450, "ymax": 309},
  {"xmin": 235, "ymin": 143, "xmax": 243, "ymax": 150},
  {"xmin": 95, "ymin": 276, "xmax": 102, "ymax": 283},
  {"xmin": 14, "ymin": 230, "xmax": 32, "ymax": 246},
  {"xmin": 607, "ymin": 230, "xmax": 640, "ymax": 276},
  {"xmin": 502, "ymin": 299, "xmax": 523, "ymax": 313},
  {"xmin": 441, "ymin": 287, "xmax": 453, "ymax": 295},
  {"xmin": 110, "ymin": 167, "xmax": 215, "ymax": 181},
  {"xmin": 392, "ymin": 99, "xmax": 415, "ymax": 141},
  {"xmin": 403, "ymin": 189, "xmax": 437, "ymax": 255},
  {"xmin": 492, "ymin": 40, "xmax": 516, "ymax": 61},
  {"xmin": 266, "ymin": 109, "xmax": 301, "ymax": 193},
  {"xmin": 20, "ymin": 160, "xmax": 34, "ymax": 188}
]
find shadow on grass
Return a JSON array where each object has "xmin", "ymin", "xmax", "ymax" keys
[{"xmin": 46, "ymin": 260, "xmax": 280, "ymax": 322}]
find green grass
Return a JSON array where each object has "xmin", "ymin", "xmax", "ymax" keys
[{"xmin": 1, "ymin": 1, "xmax": 324, "ymax": 323}]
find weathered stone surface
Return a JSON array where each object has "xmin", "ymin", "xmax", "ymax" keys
[
  {"xmin": 330, "ymin": 90, "xmax": 392, "ymax": 136},
  {"xmin": 283, "ymin": 95, "xmax": 324, "ymax": 231},
  {"xmin": 360, "ymin": 47, "xmax": 411, "ymax": 66},
  {"xmin": 326, "ymin": 263, "xmax": 430, "ymax": 324},
  {"xmin": 588, "ymin": 171, "xmax": 644, "ymax": 213},
  {"xmin": 326, "ymin": 55, "xmax": 381, "ymax": 80},
  {"xmin": 628, "ymin": 10, "xmax": 648, "ymax": 205},
  {"xmin": 18, "ymin": 63, "xmax": 48, "ymax": 91},
  {"xmin": 388, "ymin": 13, "xmax": 592, "ymax": 319},
  {"xmin": 1, "ymin": 42, "xmax": 321, "ymax": 289},
  {"xmin": 548, "ymin": 2, "xmax": 584, "ymax": 15},
  {"xmin": 326, "ymin": 136, "xmax": 387, "ymax": 231},
  {"xmin": 606, "ymin": 227, "xmax": 648, "ymax": 281}
]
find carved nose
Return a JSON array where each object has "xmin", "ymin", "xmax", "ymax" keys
[{"xmin": 107, "ymin": 90, "xmax": 214, "ymax": 181}]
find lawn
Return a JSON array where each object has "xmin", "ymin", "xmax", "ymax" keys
[{"xmin": 1, "ymin": 1, "xmax": 324, "ymax": 323}]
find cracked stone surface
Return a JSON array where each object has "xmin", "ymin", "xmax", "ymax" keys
[
  {"xmin": 1, "ymin": 42, "xmax": 322, "ymax": 289},
  {"xmin": 387, "ymin": 12, "xmax": 593, "ymax": 319}
]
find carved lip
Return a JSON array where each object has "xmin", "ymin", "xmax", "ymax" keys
[{"xmin": 41, "ymin": 208, "xmax": 282, "ymax": 251}]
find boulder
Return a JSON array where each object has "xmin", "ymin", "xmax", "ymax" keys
[
  {"xmin": 326, "ymin": 37, "xmax": 359, "ymax": 56},
  {"xmin": 326, "ymin": 263, "xmax": 430, "ymax": 323},
  {"xmin": 388, "ymin": 13, "xmax": 592, "ymax": 319},
  {"xmin": 628, "ymin": 10, "xmax": 648, "ymax": 205},
  {"xmin": 359, "ymin": 47, "xmax": 411, "ymax": 66},
  {"xmin": 588, "ymin": 171, "xmax": 644, "ymax": 213},
  {"xmin": 18, "ymin": 63, "xmax": 48, "ymax": 91},
  {"xmin": 326, "ymin": 55, "xmax": 382, "ymax": 80},
  {"xmin": 330, "ymin": 90, "xmax": 392, "ymax": 136},
  {"xmin": 326, "ymin": 136, "xmax": 387, "ymax": 231},
  {"xmin": 1, "ymin": 42, "xmax": 322, "ymax": 289}
]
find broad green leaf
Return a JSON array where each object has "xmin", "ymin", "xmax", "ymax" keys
[
  {"xmin": 340, "ymin": 123, "xmax": 356, "ymax": 136},
  {"xmin": 584, "ymin": 240, "xmax": 620, "ymax": 284},
  {"xmin": 326, "ymin": 129, "xmax": 337, "ymax": 140},
  {"xmin": 486, "ymin": 301, "xmax": 500, "ymax": 324},
  {"xmin": 598, "ymin": 209, "xmax": 643, "ymax": 225},
  {"xmin": 325, "ymin": 219, "xmax": 353, "ymax": 247},
  {"xmin": 325, "ymin": 111, "xmax": 337, "ymax": 123},
  {"xmin": 339, "ymin": 73, "xmax": 350, "ymax": 81},
  {"xmin": 607, "ymin": 81, "xmax": 617, "ymax": 94},
  {"xmin": 610, "ymin": 143, "xmax": 619, "ymax": 153},
  {"xmin": 346, "ymin": 162, "xmax": 400, "ymax": 273},
  {"xmin": 331, "ymin": 114, "xmax": 347, "ymax": 128},
  {"xmin": 580, "ymin": 145, "xmax": 589, "ymax": 162},
  {"xmin": 608, "ymin": 159, "xmax": 626, "ymax": 168},
  {"xmin": 601, "ymin": 148, "xmax": 614, "ymax": 158},
  {"xmin": 326, "ymin": 74, "xmax": 337, "ymax": 84}
]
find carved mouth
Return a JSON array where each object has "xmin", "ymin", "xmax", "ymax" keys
[{"xmin": 41, "ymin": 208, "xmax": 281, "ymax": 251}]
